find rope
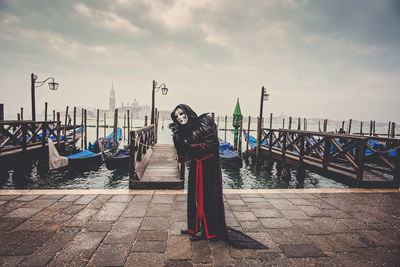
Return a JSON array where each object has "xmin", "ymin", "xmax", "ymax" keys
[{"xmin": 130, "ymin": 137, "xmax": 153, "ymax": 148}]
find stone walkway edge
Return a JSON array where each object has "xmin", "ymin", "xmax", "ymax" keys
[{"xmin": 0, "ymin": 188, "xmax": 398, "ymax": 195}]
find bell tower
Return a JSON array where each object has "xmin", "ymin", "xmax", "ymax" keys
[{"xmin": 109, "ymin": 83, "xmax": 115, "ymax": 112}]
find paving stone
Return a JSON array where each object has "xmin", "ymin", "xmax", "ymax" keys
[
  {"xmin": 103, "ymin": 217, "xmax": 141, "ymax": 244},
  {"xmin": 93, "ymin": 194, "xmax": 113, "ymax": 203},
  {"xmin": 233, "ymin": 211, "xmax": 258, "ymax": 221},
  {"xmin": 289, "ymin": 257, "xmax": 338, "ymax": 266},
  {"xmin": 327, "ymin": 251, "xmax": 374, "ymax": 266},
  {"xmin": 210, "ymin": 239, "xmax": 232, "ymax": 266},
  {"xmin": 108, "ymin": 194, "xmax": 132, "ymax": 203},
  {"xmin": 0, "ymin": 200, "xmax": 7, "ymax": 206},
  {"xmin": 240, "ymin": 193, "xmax": 263, "ymax": 198},
  {"xmin": 66, "ymin": 208, "xmax": 97, "ymax": 227},
  {"xmin": 19, "ymin": 227, "xmax": 80, "ymax": 266},
  {"xmin": 264, "ymin": 228, "xmax": 312, "ymax": 246},
  {"xmin": 74, "ymin": 194, "xmax": 98, "ymax": 204},
  {"xmin": 165, "ymin": 260, "xmax": 194, "ymax": 267},
  {"xmin": 307, "ymin": 234, "xmax": 353, "ymax": 253},
  {"xmin": 147, "ymin": 203, "xmax": 172, "ymax": 217},
  {"xmin": 313, "ymin": 217, "xmax": 352, "ymax": 233},
  {"xmin": 48, "ymin": 231, "xmax": 106, "ymax": 267},
  {"xmin": 280, "ymin": 210, "xmax": 309, "ymax": 220},
  {"xmin": 225, "ymin": 211, "xmax": 240, "ymax": 227},
  {"xmin": 84, "ymin": 220, "xmax": 113, "ymax": 232},
  {"xmin": 0, "ymin": 195, "xmax": 19, "ymax": 200},
  {"xmin": 132, "ymin": 241, "xmax": 167, "ymax": 253},
  {"xmin": 92, "ymin": 202, "xmax": 127, "ymax": 221},
  {"xmin": 290, "ymin": 219, "xmax": 328, "ymax": 235},
  {"xmin": 141, "ymin": 216, "xmax": 171, "ymax": 230},
  {"xmin": 339, "ymin": 218, "xmax": 369, "ymax": 230},
  {"xmin": 174, "ymin": 194, "xmax": 187, "ymax": 202},
  {"xmin": 0, "ymin": 201, "xmax": 29, "ymax": 217},
  {"xmin": 225, "ymin": 194, "xmax": 242, "ymax": 200},
  {"xmin": 232, "ymin": 258, "xmax": 263, "ymax": 266},
  {"xmin": 323, "ymin": 209, "xmax": 353, "ymax": 219},
  {"xmin": 88, "ymin": 243, "xmax": 131, "ymax": 266},
  {"xmin": 191, "ymin": 240, "xmax": 212, "ymax": 263},
  {"xmin": 37, "ymin": 221, "xmax": 67, "ymax": 232},
  {"xmin": 229, "ymin": 246, "xmax": 257, "ymax": 259},
  {"xmin": 125, "ymin": 252, "xmax": 166, "ymax": 267},
  {"xmin": 49, "ymin": 201, "xmax": 73, "ymax": 209},
  {"xmin": 173, "ymin": 202, "xmax": 187, "ymax": 211},
  {"xmin": 170, "ymin": 221, "xmax": 187, "ymax": 235},
  {"xmin": 61, "ymin": 204, "xmax": 86, "ymax": 215},
  {"xmin": 279, "ymin": 193, "xmax": 300, "ymax": 199},
  {"xmin": 297, "ymin": 205, "xmax": 328, "ymax": 217},
  {"xmin": 137, "ymin": 230, "xmax": 168, "ymax": 241},
  {"xmin": 246, "ymin": 202, "xmax": 274, "ymax": 209},
  {"xmin": 334, "ymin": 233, "xmax": 370, "ymax": 248},
  {"xmin": 268, "ymin": 199, "xmax": 299, "ymax": 211},
  {"xmin": 230, "ymin": 205, "xmax": 250, "ymax": 212},
  {"xmin": 256, "ymin": 252, "xmax": 293, "ymax": 266},
  {"xmin": 261, "ymin": 193, "xmax": 284, "ymax": 199},
  {"xmin": 247, "ymin": 232, "xmax": 280, "ymax": 253},
  {"xmin": 14, "ymin": 195, "xmax": 40, "ymax": 201},
  {"xmin": 288, "ymin": 198, "xmax": 312, "ymax": 206},
  {"xmin": 0, "ymin": 256, "xmax": 26, "ymax": 267},
  {"xmin": 0, "ymin": 230, "xmax": 54, "ymax": 256},
  {"xmin": 240, "ymin": 221, "xmax": 265, "ymax": 232},
  {"xmin": 167, "ymin": 235, "xmax": 190, "ymax": 260},
  {"xmin": 358, "ymin": 229, "xmax": 398, "ymax": 247},
  {"xmin": 30, "ymin": 207, "xmax": 62, "ymax": 220},
  {"xmin": 241, "ymin": 197, "xmax": 266, "ymax": 203},
  {"xmin": 251, "ymin": 208, "xmax": 282, "ymax": 218},
  {"xmin": 172, "ymin": 210, "xmax": 187, "ymax": 222},
  {"xmin": 279, "ymin": 243, "xmax": 326, "ymax": 258},
  {"xmin": 132, "ymin": 194, "xmax": 153, "ymax": 202},
  {"xmin": 227, "ymin": 199, "xmax": 246, "ymax": 206},
  {"xmin": 3, "ymin": 207, "xmax": 42, "ymax": 218},
  {"xmin": 0, "ymin": 218, "xmax": 26, "ymax": 231},
  {"xmin": 152, "ymin": 194, "xmax": 174, "ymax": 203},
  {"xmin": 38, "ymin": 194, "xmax": 65, "ymax": 200},
  {"xmin": 353, "ymin": 247, "xmax": 400, "ymax": 266},
  {"xmin": 58, "ymin": 194, "xmax": 82, "ymax": 202},
  {"xmin": 261, "ymin": 218, "xmax": 293, "ymax": 229},
  {"xmin": 51, "ymin": 213, "xmax": 73, "ymax": 222},
  {"xmin": 11, "ymin": 219, "xmax": 45, "ymax": 231},
  {"xmin": 297, "ymin": 193, "xmax": 317, "ymax": 199},
  {"xmin": 122, "ymin": 202, "xmax": 149, "ymax": 217},
  {"xmin": 23, "ymin": 199, "xmax": 58, "ymax": 209}
]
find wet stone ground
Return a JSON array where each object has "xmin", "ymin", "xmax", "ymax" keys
[{"xmin": 0, "ymin": 191, "xmax": 399, "ymax": 266}]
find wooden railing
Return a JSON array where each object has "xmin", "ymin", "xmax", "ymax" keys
[
  {"xmin": 129, "ymin": 125, "xmax": 155, "ymax": 180},
  {"xmin": 251, "ymin": 128, "xmax": 400, "ymax": 181},
  {"xmin": 0, "ymin": 120, "xmax": 63, "ymax": 155}
]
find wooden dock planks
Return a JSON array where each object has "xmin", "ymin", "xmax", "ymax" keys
[{"xmin": 130, "ymin": 144, "xmax": 184, "ymax": 189}]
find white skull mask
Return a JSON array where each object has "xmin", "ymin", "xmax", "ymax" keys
[{"xmin": 174, "ymin": 108, "xmax": 188, "ymax": 125}]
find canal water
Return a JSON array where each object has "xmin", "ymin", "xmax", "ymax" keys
[{"xmin": 0, "ymin": 117, "xmax": 354, "ymax": 189}]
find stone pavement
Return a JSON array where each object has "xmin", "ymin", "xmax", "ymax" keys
[{"xmin": 0, "ymin": 189, "xmax": 399, "ymax": 266}]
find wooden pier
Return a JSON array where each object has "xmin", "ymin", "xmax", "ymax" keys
[
  {"xmin": 245, "ymin": 127, "xmax": 400, "ymax": 188},
  {"xmin": 128, "ymin": 124, "xmax": 184, "ymax": 190}
]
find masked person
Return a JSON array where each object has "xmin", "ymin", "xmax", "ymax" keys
[{"xmin": 169, "ymin": 104, "xmax": 267, "ymax": 249}]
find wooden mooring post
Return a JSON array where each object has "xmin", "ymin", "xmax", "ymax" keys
[
  {"xmin": 129, "ymin": 130, "xmax": 137, "ymax": 180},
  {"xmin": 245, "ymin": 116, "xmax": 251, "ymax": 157},
  {"xmin": 297, "ymin": 117, "xmax": 301, "ymax": 130},
  {"xmin": 154, "ymin": 108, "xmax": 158, "ymax": 144},
  {"xmin": 145, "ymin": 115, "xmax": 148, "ymax": 127},
  {"xmin": 84, "ymin": 109, "xmax": 87, "ymax": 150},
  {"xmin": 123, "ymin": 112, "xmax": 126, "ymax": 141},
  {"xmin": 53, "ymin": 110, "xmax": 55, "ymax": 122},
  {"xmin": 57, "ymin": 112, "xmax": 61, "ymax": 150},
  {"xmin": 81, "ymin": 109, "xmax": 84, "ymax": 148},
  {"xmin": 0, "ymin": 104, "xmax": 3, "ymax": 121},
  {"xmin": 348, "ymin": 119, "xmax": 352, "ymax": 135},
  {"xmin": 63, "ymin": 106, "xmax": 69, "ymax": 139},
  {"xmin": 104, "ymin": 113, "xmax": 106, "ymax": 137},
  {"xmin": 96, "ymin": 109, "xmax": 99, "ymax": 141},
  {"xmin": 20, "ymin": 108, "xmax": 23, "ymax": 121},
  {"xmin": 113, "ymin": 109, "xmax": 118, "ymax": 153},
  {"xmin": 127, "ymin": 110, "xmax": 130, "ymax": 145},
  {"xmin": 44, "ymin": 102, "xmax": 48, "ymax": 121},
  {"xmin": 288, "ymin": 117, "xmax": 292, "ymax": 130},
  {"xmin": 224, "ymin": 115, "xmax": 227, "ymax": 141},
  {"xmin": 238, "ymin": 115, "xmax": 243, "ymax": 155},
  {"xmin": 73, "ymin": 107, "xmax": 76, "ymax": 145}
]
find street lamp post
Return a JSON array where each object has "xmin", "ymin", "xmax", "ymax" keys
[
  {"xmin": 256, "ymin": 86, "xmax": 270, "ymax": 159},
  {"xmin": 31, "ymin": 73, "xmax": 59, "ymax": 121},
  {"xmin": 151, "ymin": 80, "xmax": 168, "ymax": 125}
]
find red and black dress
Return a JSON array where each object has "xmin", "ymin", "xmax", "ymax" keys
[{"xmin": 170, "ymin": 104, "xmax": 267, "ymax": 249}]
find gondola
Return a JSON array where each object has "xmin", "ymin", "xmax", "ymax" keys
[
  {"xmin": 103, "ymin": 148, "xmax": 130, "ymax": 170},
  {"xmin": 219, "ymin": 140, "xmax": 243, "ymax": 168},
  {"xmin": 48, "ymin": 128, "xmax": 122, "ymax": 170}
]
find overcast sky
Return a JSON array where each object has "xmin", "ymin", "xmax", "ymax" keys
[{"xmin": 0, "ymin": 0, "xmax": 399, "ymax": 121}]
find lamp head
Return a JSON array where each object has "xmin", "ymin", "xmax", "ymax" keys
[
  {"xmin": 48, "ymin": 80, "xmax": 59, "ymax": 90},
  {"xmin": 161, "ymin": 86, "xmax": 168, "ymax": 95}
]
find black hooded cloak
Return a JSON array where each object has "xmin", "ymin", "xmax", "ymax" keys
[{"xmin": 170, "ymin": 104, "xmax": 267, "ymax": 249}]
